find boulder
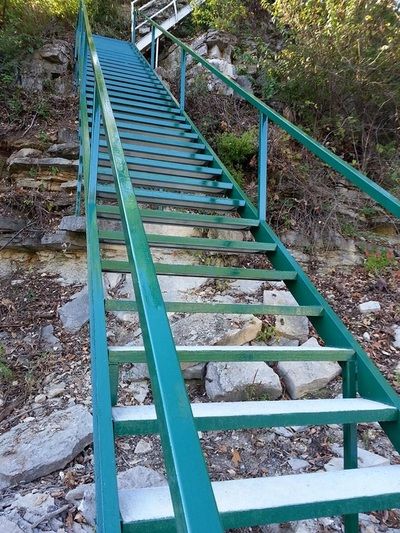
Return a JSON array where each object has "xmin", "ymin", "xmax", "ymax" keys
[
  {"xmin": 263, "ymin": 290, "xmax": 309, "ymax": 342},
  {"xmin": 205, "ymin": 361, "xmax": 282, "ymax": 401},
  {"xmin": 58, "ymin": 287, "xmax": 89, "ymax": 332},
  {"xmin": 0, "ymin": 405, "xmax": 92, "ymax": 489},
  {"xmin": 277, "ymin": 338, "xmax": 341, "ymax": 399}
]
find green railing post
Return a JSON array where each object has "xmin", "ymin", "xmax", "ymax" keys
[
  {"xmin": 342, "ymin": 359, "xmax": 359, "ymax": 533},
  {"xmin": 150, "ymin": 25, "xmax": 156, "ymax": 69},
  {"xmin": 179, "ymin": 48, "xmax": 186, "ymax": 112},
  {"xmin": 258, "ymin": 112, "xmax": 268, "ymax": 223},
  {"xmin": 131, "ymin": 5, "xmax": 136, "ymax": 45}
]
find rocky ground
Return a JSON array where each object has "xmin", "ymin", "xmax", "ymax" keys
[{"xmin": 0, "ymin": 227, "xmax": 399, "ymax": 532}]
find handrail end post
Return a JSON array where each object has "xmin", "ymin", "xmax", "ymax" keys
[
  {"xmin": 179, "ymin": 48, "xmax": 187, "ymax": 112},
  {"xmin": 258, "ymin": 112, "xmax": 268, "ymax": 223}
]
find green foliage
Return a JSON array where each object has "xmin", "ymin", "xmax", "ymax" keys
[
  {"xmin": 215, "ymin": 128, "xmax": 258, "ymax": 185},
  {"xmin": 192, "ymin": 0, "xmax": 247, "ymax": 32},
  {"xmin": 364, "ymin": 247, "xmax": 396, "ymax": 273},
  {"xmin": 260, "ymin": 0, "xmax": 400, "ymax": 180},
  {"xmin": 0, "ymin": 345, "xmax": 13, "ymax": 381},
  {"xmin": 256, "ymin": 324, "xmax": 278, "ymax": 343}
]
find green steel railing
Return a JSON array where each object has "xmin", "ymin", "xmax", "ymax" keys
[
  {"xmin": 135, "ymin": 11, "xmax": 400, "ymax": 221},
  {"xmin": 75, "ymin": 2, "xmax": 224, "ymax": 531}
]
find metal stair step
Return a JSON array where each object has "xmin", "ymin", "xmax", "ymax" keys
[
  {"xmin": 112, "ymin": 398, "xmax": 396, "ymax": 435},
  {"xmin": 96, "ymin": 184, "xmax": 244, "ymax": 210},
  {"xmin": 91, "ymin": 110, "xmax": 191, "ymax": 130},
  {"xmin": 98, "ymin": 140, "xmax": 211, "ymax": 163},
  {"xmin": 118, "ymin": 465, "xmax": 400, "ymax": 530},
  {"xmin": 108, "ymin": 345, "xmax": 355, "ymax": 364},
  {"xmin": 98, "ymin": 230, "xmax": 275, "ymax": 253},
  {"xmin": 86, "ymin": 77, "xmax": 170, "ymax": 99},
  {"xmin": 86, "ymin": 74, "xmax": 169, "ymax": 98},
  {"xmin": 87, "ymin": 70, "xmax": 164, "ymax": 89},
  {"xmin": 102, "ymin": 260, "xmax": 296, "ymax": 281},
  {"xmin": 97, "ymin": 154, "xmax": 221, "ymax": 176},
  {"xmin": 96, "ymin": 205, "xmax": 258, "ymax": 229},
  {"xmin": 98, "ymin": 131, "xmax": 204, "ymax": 151},
  {"xmin": 97, "ymin": 168, "xmax": 231, "ymax": 194},
  {"xmin": 87, "ymin": 84, "xmax": 172, "ymax": 106},
  {"xmin": 89, "ymin": 100, "xmax": 185, "ymax": 122},
  {"xmin": 87, "ymin": 92, "xmax": 179, "ymax": 114},
  {"xmin": 98, "ymin": 121, "xmax": 199, "ymax": 139},
  {"xmin": 105, "ymin": 300, "xmax": 324, "ymax": 316}
]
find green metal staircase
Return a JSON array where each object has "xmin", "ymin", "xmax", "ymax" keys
[{"xmin": 75, "ymin": 2, "xmax": 400, "ymax": 531}]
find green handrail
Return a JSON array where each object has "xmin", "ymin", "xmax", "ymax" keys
[
  {"xmin": 138, "ymin": 11, "xmax": 400, "ymax": 219},
  {"xmin": 76, "ymin": 1, "xmax": 223, "ymax": 531}
]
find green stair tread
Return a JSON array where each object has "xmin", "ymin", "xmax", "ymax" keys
[
  {"xmin": 96, "ymin": 205, "xmax": 257, "ymax": 229},
  {"xmin": 105, "ymin": 299, "xmax": 324, "ymax": 316},
  {"xmin": 102, "ymin": 260, "xmax": 295, "ymax": 280},
  {"xmin": 112, "ymin": 398, "xmax": 396, "ymax": 435},
  {"xmin": 108, "ymin": 345, "xmax": 355, "ymax": 364},
  {"xmin": 98, "ymin": 230, "xmax": 276, "ymax": 252}
]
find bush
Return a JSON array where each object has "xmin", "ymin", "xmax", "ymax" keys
[
  {"xmin": 216, "ymin": 129, "xmax": 257, "ymax": 185},
  {"xmin": 192, "ymin": 0, "xmax": 247, "ymax": 32},
  {"xmin": 260, "ymin": 0, "xmax": 400, "ymax": 182}
]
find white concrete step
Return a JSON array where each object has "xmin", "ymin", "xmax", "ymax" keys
[
  {"xmin": 119, "ymin": 465, "xmax": 400, "ymax": 527},
  {"xmin": 112, "ymin": 398, "xmax": 397, "ymax": 435}
]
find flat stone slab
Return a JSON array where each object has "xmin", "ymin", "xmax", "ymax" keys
[
  {"xmin": 0, "ymin": 405, "xmax": 92, "ymax": 489},
  {"xmin": 205, "ymin": 361, "xmax": 282, "ymax": 401},
  {"xmin": 324, "ymin": 445, "xmax": 390, "ymax": 471},
  {"xmin": 277, "ymin": 338, "xmax": 341, "ymax": 399},
  {"xmin": 263, "ymin": 290, "xmax": 309, "ymax": 342},
  {"xmin": 58, "ymin": 287, "xmax": 89, "ymax": 332}
]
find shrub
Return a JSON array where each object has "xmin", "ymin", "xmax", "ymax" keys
[
  {"xmin": 261, "ymin": 0, "xmax": 400, "ymax": 182},
  {"xmin": 192, "ymin": 0, "xmax": 247, "ymax": 32},
  {"xmin": 215, "ymin": 128, "xmax": 257, "ymax": 185}
]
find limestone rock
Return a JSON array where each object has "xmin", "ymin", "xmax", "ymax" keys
[
  {"xmin": 358, "ymin": 300, "xmax": 381, "ymax": 314},
  {"xmin": 277, "ymin": 338, "xmax": 341, "ymax": 399},
  {"xmin": 0, "ymin": 517, "xmax": 24, "ymax": 533},
  {"xmin": 134, "ymin": 439, "xmax": 152, "ymax": 454},
  {"xmin": 58, "ymin": 287, "xmax": 89, "ymax": 332},
  {"xmin": 40, "ymin": 324, "xmax": 62, "ymax": 352},
  {"xmin": 205, "ymin": 361, "xmax": 282, "ymax": 401},
  {"xmin": 67, "ymin": 466, "xmax": 166, "ymax": 526},
  {"xmin": 324, "ymin": 445, "xmax": 390, "ymax": 471},
  {"xmin": 392, "ymin": 325, "xmax": 400, "ymax": 348},
  {"xmin": 0, "ymin": 216, "xmax": 26, "ymax": 232},
  {"xmin": 59, "ymin": 215, "xmax": 86, "ymax": 233},
  {"xmin": 39, "ymin": 41, "xmax": 70, "ymax": 64},
  {"xmin": 172, "ymin": 313, "xmax": 262, "ymax": 346},
  {"xmin": 0, "ymin": 405, "xmax": 92, "ymax": 489},
  {"xmin": 47, "ymin": 142, "xmax": 79, "ymax": 159},
  {"xmin": 263, "ymin": 290, "xmax": 309, "ymax": 342}
]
